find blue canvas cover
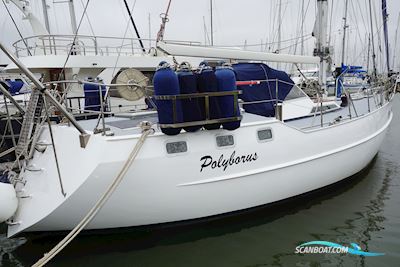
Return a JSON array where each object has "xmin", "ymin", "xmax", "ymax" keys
[{"xmin": 233, "ymin": 63, "xmax": 294, "ymax": 117}]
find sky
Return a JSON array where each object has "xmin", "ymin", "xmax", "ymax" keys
[{"xmin": 0, "ymin": 0, "xmax": 400, "ymax": 72}]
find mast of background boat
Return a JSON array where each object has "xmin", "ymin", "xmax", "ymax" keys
[
  {"xmin": 393, "ymin": 13, "xmax": 400, "ymax": 71},
  {"xmin": 300, "ymin": 0, "xmax": 305, "ymax": 69},
  {"xmin": 203, "ymin": 16, "xmax": 209, "ymax": 45},
  {"xmin": 67, "ymin": 0, "xmax": 78, "ymax": 34},
  {"xmin": 41, "ymin": 0, "xmax": 51, "ymax": 33},
  {"xmin": 341, "ymin": 0, "xmax": 348, "ymax": 68},
  {"xmin": 336, "ymin": 0, "xmax": 348, "ymax": 98},
  {"xmin": 210, "ymin": 0, "xmax": 214, "ymax": 46},
  {"xmin": 8, "ymin": 0, "xmax": 49, "ymax": 35},
  {"xmin": 367, "ymin": 34, "xmax": 371, "ymax": 73},
  {"xmin": 381, "ymin": 0, "xmax": 390, "ymax": 74},
  {"xmin": 368, "ymin": 0, "xmax": 377, "ymax": 80},
  {"xmin": 314, "ymin": 0, "xmax": 329, "ymax": 96},
  {"xmin": 277, "ymin": 0, "xmax": 282, "ymax": 70},
  {"xmin": 148, "ymin": 13, "xmax": 151, "ymax": 48}
]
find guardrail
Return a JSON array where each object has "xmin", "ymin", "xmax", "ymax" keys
[{"xmin": 13, "ymin": 35, "xmax": 200, "ymax": 57}]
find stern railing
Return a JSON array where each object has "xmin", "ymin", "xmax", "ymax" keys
[{"xmin": 13, "ymin": 35, "xmax": 200, "ymax": 57}]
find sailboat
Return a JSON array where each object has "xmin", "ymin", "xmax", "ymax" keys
[
  {"xmin": 0, "ymin": 0, "xmax": 340, "ymax": 158},
  {"xmin": 0, "ymin": 0, "xmax": 396, "ymax": 242}
]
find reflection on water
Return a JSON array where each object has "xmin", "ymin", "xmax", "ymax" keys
[
  {"xmin": 0, "ymin": 227, "xmax": 26, "ymax": 267},
  {"xmin": 1, "ymin": 97, "xmax": 399, "ymax": 267}
]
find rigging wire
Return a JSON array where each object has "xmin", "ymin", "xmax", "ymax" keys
[
  {"xmin": 117, "ymin": 0, "xmax": 135, "ymax": 37},
  {"xmin": 274, "ymin": 0, "xmax": 289, "ymax": 53},
  {"xmin": 111, "ymin": 0, "xmax": 138, "ymax": 80},
  {"xmin": 371, "ymin": 0, "xmax": 383, "ymax": 72},
  {"xmin": 269, "ymin": 1, "xmax": 276, "ymax": 51},
  {"xmin": 267, "ymin": 0, "xmax": 278, "ymax": 51},
  {"xmin": 348, "ymin": 23, "xmax": 384, "ymax": 71},
  {"xmin": 282, "ymin": 0, "xmax": 311, "ymax": 55},
  {"xmin": 354, "ymin": 0, "xmax": 368, "ymax": 36},
  {"xmin": 1, "ymin": 0, "xmax": 32, "ymax": 56},
  {"xmin": 348, "ymin": 0, "xmax": 365, "ymax": 55},
  {"xmin": 279, "ymin": 35, "xmax": 314, "ymax": 52},
  {"xmin": 122, "ymin": 0, "xmax": 146, "ymax": 53},
  {"xmin": 156, "ymin": 0, "xmax": 172, "ymax": 42},
  {"xmin": 57, "ymin": 0, "xmax": 91, "ymax": 82},
  {"xmin": 91, "ymin": 0, "xmax": 138, "ymax": 132},
  {"xmin": 79, "ymin": 0, "xmax": 96, "ymax": 38},
  {"xmin": 222, "ymin": 34, "xmax": 313, "ymax": 48}
]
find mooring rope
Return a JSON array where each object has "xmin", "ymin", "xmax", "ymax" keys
[{"xmin": 32, "ymin": 122, "xmax": 153, "ymax": 267}]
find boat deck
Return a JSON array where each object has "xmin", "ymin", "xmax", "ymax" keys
[
  {"xmin": 77, "ymin": 110, "xmax": 274, "ymax": 136},
  {"xmin": 286, "ymin": 95, "xmax": 381, "ymax": 131},
  {"xmin": 76, "ymin": 95, "xmax": 382, "ymax": 137}
]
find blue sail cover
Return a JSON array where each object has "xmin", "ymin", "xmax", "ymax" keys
[{"xmin": 233, "ymin": 63, "xmax": 294, "ymax": 117}]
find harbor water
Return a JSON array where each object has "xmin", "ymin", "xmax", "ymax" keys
[{"xmin": 1, "ymin": 96, "xmax": 399, "ymax": 267}]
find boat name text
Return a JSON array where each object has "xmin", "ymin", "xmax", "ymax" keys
[{"xmin": 200, "ymin": 151, "xmax": 258, "ymax": 172}]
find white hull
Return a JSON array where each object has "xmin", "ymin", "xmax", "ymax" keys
[{"xmin": 7, "ymin": 100, "xmax": 392, "ymax": 237}]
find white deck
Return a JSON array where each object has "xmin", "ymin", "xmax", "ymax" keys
[{"xmin": 76, "ymin": 94, "xmax": 380, "ymax": 136}]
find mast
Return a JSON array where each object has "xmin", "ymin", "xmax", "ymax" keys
[
  {"xmin": 301, "ymin": 0, "xmax": 305, "ymax": 57},
  {"xmin": 314, "ymin": 0, "xmax": 329, "ymax": 95},
  {"xmin": 341, "ymin": 0, "xmax": 349, "ymax": 67},
  {"xmin": 277, "ymin": 0, "xmax": 282, "ymax": 69},
  {"xmin": 41, "ymin": 0, "xmax": 51, "ymax": 33},
  {"xmin": 393, "ymin": 13, "xmax": 400, "ymax": 71},
  {"xmin": 381, "ymin": 0, "xmax": 390, "ymax": 74},
  {"xmin": 148, "ymin": 13, "xmax": 151, "ymax": 48},
  {"xmin": 367, "ymin": 34, "xmax": 371, "ymax": 73},
  {"xmin": 8, "ymin": 0, "xmax": 49, "ymax": 36},
  {"xmin": 203, "ymin": 16, "xmax": 208, "ymax": 45},
  {"xmin": 368, "ymin": 0, "xmax": 377, "ymax": 80},
  {"xmin": 68, "ymin": 0, "xmax": 78, "ymax": 34},
  {"xmin": 210, "ymin": 0, "xmax": 214, "ymax": 46}
]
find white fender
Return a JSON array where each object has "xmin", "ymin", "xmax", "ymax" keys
[{"xmin": 0, "ymin": 183, "xmax": 18, "ymax": 223}]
